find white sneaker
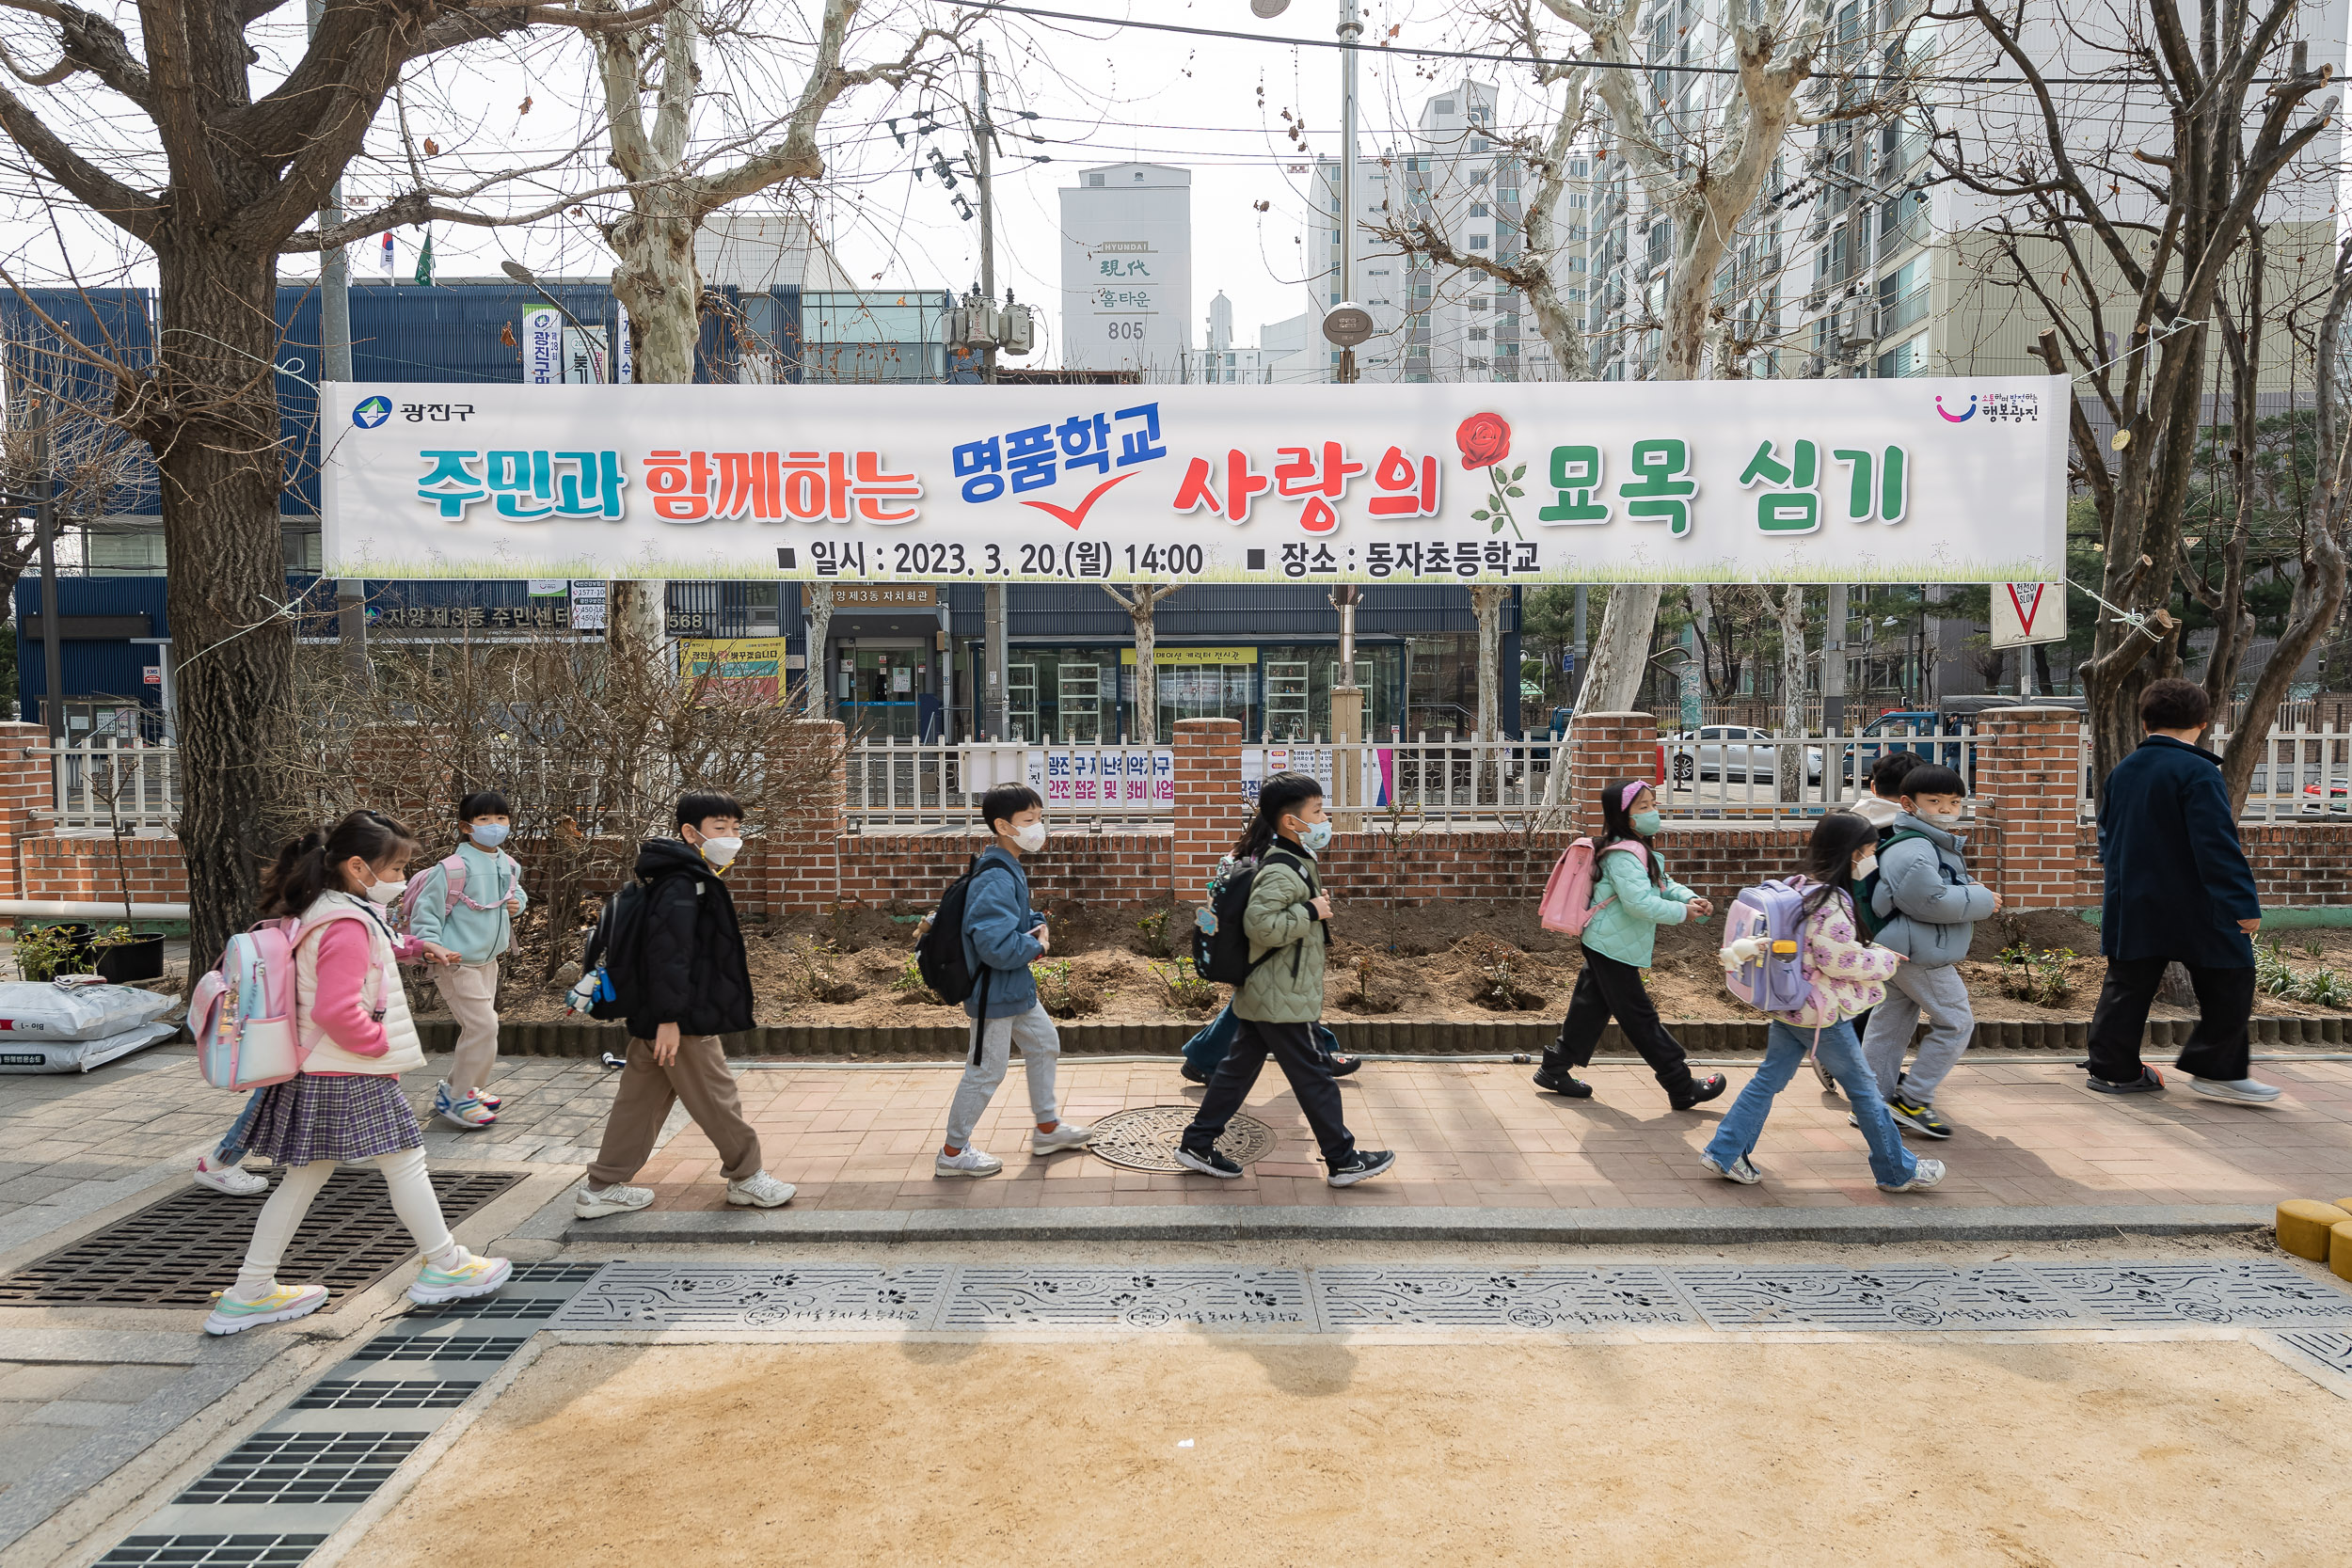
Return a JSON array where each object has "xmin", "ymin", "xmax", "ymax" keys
[
  {"xmin": 193, "ymin": 1154, "xmax": 267, "ymax": 1196},
  {"xmin": 1700, "ymin": 1151, "xmax": 1762, "ymax": 1185},
  {"xmin": 726, "ymin": 1170, "xmax": 796, "ymax": 1208},
  {"xmin": 1031, "ymin": 1120, "xmax": 1095, "ymax": 1155},
  {"xmin": 934, "ymin": 1148, "xmax": 1005, "ymax": 1178},
  {"xmin": 203, "ymin": 1282, "xmax": 328, "ymax": 1337},
  {"xmin": 573, "ymin": 1181, "xmax": 654, "ymax": 1219},
  {"xmin": 2189, "ymin": 1076, "xmax": 2284, "ymax": 1104},
  {"xmin": 1879, "ymin": 1157, "xmax": 1947, "ymax": 1193}
]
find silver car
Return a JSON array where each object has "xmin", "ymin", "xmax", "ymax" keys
[{"xmin": 1664, "ymin": 725, "xmax": 1825, "ymax": 784}]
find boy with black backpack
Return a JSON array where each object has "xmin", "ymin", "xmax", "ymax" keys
[
  {"xmin": 930, "ymin": 784, "xmax": 1093, "ymax": 1177},
  {"xmin": 572, "ymin": 791, "xmax": 795, "ymax": 1218}
]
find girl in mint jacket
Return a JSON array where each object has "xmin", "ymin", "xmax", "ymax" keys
[{"xmin": 1534, "ymin": 780, "xmax": 1727, "ymax": 1110}]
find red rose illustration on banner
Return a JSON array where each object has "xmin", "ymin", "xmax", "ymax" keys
[
  {"xmin": 1455, "ymin": 411, "xmax": 1526, "ymax": 538},
  {"xmin": 1455, "ymin": 412, "xmax": 1511, "ymax": 470}
]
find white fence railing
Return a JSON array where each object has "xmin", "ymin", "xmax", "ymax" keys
[
  {"xmin": 1658, "ymin": 726, "xmax": 1979, "ymax": 821},
  {"xmin": 1253, "ymin": 736, "xmax": 1564, "ymax": 825},
  {"xmin": 2211, "ymin": 725, "xmax": 2351, "ymax": 821},
  {"xmin": 40, "ymin": 741, "xmax": 182, "ymax": 832},
  {"xmin": 845, "ymin": 738, "xmax": 1175, "ymax": 828}
]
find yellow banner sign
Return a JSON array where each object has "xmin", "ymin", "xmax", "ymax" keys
[
  {"xmin": 1120, "ymin": 645, "xmax": 1259, "ymax": 667},
  {"xmin": 679, "ymin": 638, "xmax": 792, "ymax": 705},
  {"xmin": 803, "ymin": 583, "xmax": 938, "ymax": 609}
]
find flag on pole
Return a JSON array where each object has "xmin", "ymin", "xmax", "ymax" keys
[
  {"xmin": 414, "ymin": 231, "xmax": 436, "ymax": 287},
  {"xmin": 378, "ymin": 232, "xmax": 393, "ymax": 276}
]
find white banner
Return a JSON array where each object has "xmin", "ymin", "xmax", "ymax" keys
[
  {"xmin": 522, "ymin": 309, "xmax": 563, "ymax": 386},
  {"xmin": 322, "ymin": 378, "xmax": 2065, "ymax": 584}
]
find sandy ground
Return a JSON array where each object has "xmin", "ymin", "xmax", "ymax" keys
[{"xmin": 343, "ymin": 1337, "xmax": 2352, "ymax": 1567}]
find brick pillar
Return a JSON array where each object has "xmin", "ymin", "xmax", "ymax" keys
[
  {"xmin": 0, "ymin": 721, "xmax": 50, "ymax": 902},
  {"xmin": 1564, "ymin": 711, "xmax": 1660, "ymax": 836},
  {"xmin": 770, "ymin": 720, "xmax": 846, "ymax": 911},
  {"xmin": 1172, "ymin": 718, "xmax": 1245, "ymax": 904},
  {"xmin": 1977, "ymin": 705, "xmax": 2085, "ymax": 909}
]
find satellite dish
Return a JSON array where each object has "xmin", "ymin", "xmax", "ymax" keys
[
  {"xmin": 1251, "ymin": 0, "xmax": 1291, "ymax": 16},
  {"xmin": 1322, "ymin": 302, "xmax": 1374, "ymax": 347}
]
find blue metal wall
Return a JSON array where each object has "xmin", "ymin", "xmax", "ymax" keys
[
  {"xmin": 12, "ymin": 576, "xmax": 169, "ymax": 708},
  {"xmin": 939, "ymin": 582, "xmax": 1513, "ymax": 638}
]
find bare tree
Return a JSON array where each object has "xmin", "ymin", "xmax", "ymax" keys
[
  {"xmin": 1, "ymin": 323, "xmax": 150, "ymax": 618},
  {"xmin": 1103, "ymin": 583, "xmax": 1176, "ymax": 744}
]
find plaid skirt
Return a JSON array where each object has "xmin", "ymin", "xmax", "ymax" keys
[{"xmin": 243, "ymin": 1073, "xmax": 421, "ymax": 1165}]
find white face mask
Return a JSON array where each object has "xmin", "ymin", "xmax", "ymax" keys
[
  {"xmin": 1852, "ymin": 853, "xmax": 1878, "ymax": 879},
  {"xmin": 1012, "ymin": 821, "xmax": 1048, "ymax": 853},
  {"xmin": 365, "ymin": 878, "xmax": 407, "ymax": 904},
  {"xmin": 1918, "ymin": 810, "xmax": 1963, "ymax": 830},
  {"xmin": 697, "ymin": 834, "xmax": 742, "ymax": 867}
]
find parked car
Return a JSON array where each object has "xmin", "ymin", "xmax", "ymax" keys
[
  {"xmin": 2304, "ymin": 778, "xmax": 2351, "ymax": 814},
  {"xmin": 1661, "ymin": 726, "xmax": 1823, "ymax": 785},
  {"xmin": 1850, "ymin": 697, "xmax": 2087, "ymax": 787}
]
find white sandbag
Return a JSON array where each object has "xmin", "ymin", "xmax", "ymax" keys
[
  {"xmin": 0, "ymin": 982, "xmax": 180, "ymax": 1041},
  {"xmin": 0, "ymin": 1021, "xmax": 178, "ymax": 1073}
]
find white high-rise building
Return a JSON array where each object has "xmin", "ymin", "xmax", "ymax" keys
[{"xmin": 1059, "ymin": 163, "xmax": 1193, "ymax": 377}]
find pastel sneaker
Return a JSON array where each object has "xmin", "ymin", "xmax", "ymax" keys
[
  {"xmin": 1031, "ymin": 1120, "xmax": 1096, "ymax": 1155},
  {"xmin": 475, "ymin": 1087, "xmax": 504, "ymax": 1111},
  {"xmin": 204, "ymin": 1282, "xmax": 328, "ymax": 1336},
  {"xmin": 433, "ymin": 1082, "xmax": 498, "ymax": 1131},
  {"xmin": 726, "ymin": 1170, "xmax": 796, "ymax": 1207},
  {"xmin": 192, "ymin": 1154, "xmax": 268, "ymax": 1196},
  {"xmin": 574, "ymin": 1181, "xmax": 654, "ymax": 1219},
  {"xmin": 409, "ymin": 1249, "xmax": 513, "ymax": 1306}
]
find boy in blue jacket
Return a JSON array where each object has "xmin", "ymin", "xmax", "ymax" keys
[
  {"xmin": 409, "ymin": 790, "xmax": 528, "ymax": 1129},
  {"xmin": 935, "ymin": 784, "xmax": 1095, "ymax": 1177}
]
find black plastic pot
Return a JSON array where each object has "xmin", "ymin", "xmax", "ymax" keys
[{"xmin": 94, "ymin": 932, "xmax": 167, "ymax": 983}]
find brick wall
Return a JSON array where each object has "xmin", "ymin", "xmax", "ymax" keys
[
  {"xmin": 1975, "ymin": 706, "xmax": 2085, "ymax": 909},
  {"xmin": 761, "ymin": 721, "xmax": 846, "ymax": 911},
  {"xmin": 0, "ymin": 722, "xmax": 49, "ymax": 901},
  {"xmin": 2078, "ymin": 819, "xmax": 2352, "ymax": 909},
  {"xmin": 1172, "ymin": 719, "xmax": 1246, "ymax": 902},
  {"xmin": 1564, "ymin": 711, "xmax": 1662, "ymax": 836},
  {"xmin": 834, "ymin": 828, "xmax": 1175, "ymax": 911},
  {"xmin": 20, "ymin": 832, "xmax": 192, "ymax": 905}
]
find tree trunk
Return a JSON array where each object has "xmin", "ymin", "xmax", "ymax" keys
[
  {"xmin": 612, "ymin": 201, "xmax": 704, "ymax": 385},
  {"xmin": 1580, "ymin": 584, "xmax": 1662, "ymax": 713},
  {"xmin": 143, "ymin": 247, "xmax": 301, "ymax": 972},
  {"xmin": 805, "ymin": 585, "xmax": 834, "ymax": 720},
  {"xmin": 1777, "ymin": 585, "xmax": 1807, "ymax": 801},
  {"xmin": 1471, "ymin": 585, "xmax": 1507, "ymax": 738},
  {"xmin": 1130, "ymin": 593, "xmax": 1158, "ymax": 745}
]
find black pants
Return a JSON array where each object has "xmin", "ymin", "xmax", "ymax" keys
[
  {"xmin": 1552, "ymin": 945, "xmax": 1697, "ymax": 1098},
  {"xmin": 2086, "ymin": 956, "xmax": 2255, "ymax": 1085},
  {"xmin": 1184, "ymin": 1015, "xmax": 1356, "ymax": 1164}
]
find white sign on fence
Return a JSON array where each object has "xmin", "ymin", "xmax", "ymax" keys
[
  {"xmin": 1021, "ymin": 748, "xmax": 1174, "ymax": 809},
  {"xmin": 1991, "ymin": 581, "xmax": 2068, "ymax": 647},
  {"xmin": 567, "ymin": 579, "xmax": 607, "ymax": 631},
  {"xmin": 320, "ymin": 378, "xmax": 2066, "ymax": 584}
]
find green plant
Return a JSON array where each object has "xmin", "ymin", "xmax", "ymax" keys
[
  {"xmin": 2300, "ymin": 967, "xmax": 2350, "ymax": 1008},
  {"xmin": 2256, "ymin": 942, "xmax": 2352, "ymax": 1007},
  {"xmin": 891, "ymin": 952, "xmax": 940, "ymax": 1004},
  {"xmin": 90, "ymin": 924, "xmax": 139, "ymax": 949},
  {"xmin": 2255, "ymin": 941, "xmax": 2298, "ymax": 997},
  {"xmin": 12, "ymin": 924, "xmax": 86, "ymax": 983},
  {"xmin": 1997, "ymin": 943, "xmax": 2076, "ymax": 1007},
  {"xmin": 1136, "ymin": 909, "xmax": 1172, "ymax": 958},
  {"xmin": 1031, "ymin": 958, "xmax": 1102, "ymax": 1019},
  {"xmin": 782, "ymin": 936, "xmax": 859, "ymax": 1005},
  {"xmin": 1152, "ymin": 958, "xmax": 1221, "ymax": 1015}
]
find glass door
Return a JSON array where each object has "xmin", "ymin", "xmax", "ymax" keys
[
  {"xmin": 844, "ymin": 647, "xmax": 922, "ymax": 739},
  {"xmin": 1265, "ymin": 660, "xmax": 1311, "ymax": 740},
  {"xmin": 1057, "ymin": 663, "xmax": 1103, "ymax": 742},
  {"xmin": 1007, "ymin": 662, "xmax": 1039, "ymax": 741}
]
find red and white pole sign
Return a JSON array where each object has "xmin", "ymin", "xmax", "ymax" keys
[{"xmin": 1991, "ymin": 581, "xmax": 2067, "ymax": 647}]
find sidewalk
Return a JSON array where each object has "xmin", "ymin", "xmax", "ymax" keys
[{"xmin": 629, "ymin": 1056, "xmax": 2352, "ymax": 1214}]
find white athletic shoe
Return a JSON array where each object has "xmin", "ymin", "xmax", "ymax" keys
[
  {"xmin": 1878, "ymin": 1158, "xmax": 1947, "ymax": 1194},
  {"xmin": 192, "ymin": 1154, "xmax": 267, "ymax": 1196},
  {"xmin": 935, "ymin": 1148, "xmax": 1005, "ymax": 1178},
  {"xmin": 2189, "ymin": 1076, "xmax": 2284, "ymax": 1104},
  {"xmin": 1031, "ymin": 1120, "xmax": 1096, "ymax": 1155},
  {"xmin": 573, "ymin": 1181, "xmax": 655, "ymax": 1219},
  {"xmin": 726, "ymin": 1170, "xmax": 796, "ymax": 1208},
  {"xmin": 1700, "ymin": 1151, "xmax": 1762, "ymax": 1185}
]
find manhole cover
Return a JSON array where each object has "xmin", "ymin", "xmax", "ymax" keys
[
  {"xmin": 0, "ymin": 1168, "xmax": 521, "ymax": 1307},
  {"xmin": 1088, "ymin": 1105, "xmax": 1279, "ymax": 1172}
]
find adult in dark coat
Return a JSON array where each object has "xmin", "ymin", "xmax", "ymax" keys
[{"xmin": 2085, "ymin": 678, "xmax": 2280, "ymax": 1102}]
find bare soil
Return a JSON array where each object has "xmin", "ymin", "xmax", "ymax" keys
[
  {"xmin": 441, "ymin": 897, "xmax": 2352, "ymax": 1031},
  {"xmin": 341, "ymin": 1338, "xmax": 2352, "ymax": 1568}
]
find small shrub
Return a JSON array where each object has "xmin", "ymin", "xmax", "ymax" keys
[
  {"xmin": 1467, "ymin": 937, "xmax": 1546, "ymax": 1012},
  {"xmin": 1032, "ymin": 958, "xmax": 1103, "ymax": 1019},
  {"xmin": 12, "ymin": 924, "xmax": 86, "ymax": 983},
  {"xmin": 1340, "ymin": 952, "xmax": 1401, "ymax": 1015},
  {"xmin": 1136, "ymin": 909, "xmax": 1173, "ymax": 958},
  {"xmin": 2301, "ymin": 967, "xmax": 2350, "ymax": 1008},
  {"xmin": 1152, "ymin": 958, "xmax": 1222, "ymax": 1016},
  {"xmin": 891, "ymin": 952, "xmax": 941, "ymax": 1005},
  {"xmin": 2257, "ymin": 942, "xmax": 2351, "ymax": 1007},
  {"xmin": 1997, "ymin": 943, "xmax": 2075, "ymax": 1007},
  {"xmin": 782, "ymin": 936, "xmax": 860, "ymax": 1005}
]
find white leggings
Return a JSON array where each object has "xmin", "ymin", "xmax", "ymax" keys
[{"xmin": 233, "ymin": 1148, "xmax": 455, "ymax": 1295}]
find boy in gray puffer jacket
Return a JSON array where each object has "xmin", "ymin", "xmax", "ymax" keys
[{"xmin": 1862, "ymin": 764, "xmax": 2001, "ymax": 1139}]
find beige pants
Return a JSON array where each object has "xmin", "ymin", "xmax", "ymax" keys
[
  {"xmin": 430, "ymin": 960, "xmax": 501, "ymax": 1097},
  {"xmin": 586, "ymin": 1034, "xmax": 763, "ymax": 1188}
]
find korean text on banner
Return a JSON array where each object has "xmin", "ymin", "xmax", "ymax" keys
[{"xmin": 321, "ymin": 379, "xmax": 2066, "ymax": 585}]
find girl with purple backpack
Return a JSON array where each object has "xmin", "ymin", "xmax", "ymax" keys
[
  {"xmin": 1700, "ymin": 812, "xmax": 1944, "ymax": 1193},
  {"xmin": 1535, "ymin": 780, "xmax": 1726, "ymax": 1110}
]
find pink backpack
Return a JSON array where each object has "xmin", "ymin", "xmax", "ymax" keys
[
  {"xmin": 394, "ymin": 850, "xmax": 517, "ymax": 954},
  {"xmin": 187, "ymin": 907, "xmax": 382, "ymax": 1090},
  {"xmin": 1538, "ymin": 839, "xmax": 1649, "ymax": 935}
]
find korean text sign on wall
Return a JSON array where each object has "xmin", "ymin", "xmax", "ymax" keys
[{"xmin": 323, "ymin": 380, "xmax": 2065, "ymax": 585}]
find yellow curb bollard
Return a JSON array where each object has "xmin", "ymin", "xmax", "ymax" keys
[
  {"xmin": 2277, "ymin": 1201, "xmax": 2350, "ymax": 1260},
  {"xmin": 2333, "ymin": 1220, "xmax": 2352, "ymax": 1284}
]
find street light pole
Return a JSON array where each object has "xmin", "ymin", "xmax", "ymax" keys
[
  {"xmin": 1337, "ymin": 0, "xmax": 1361, "ymax": 384},
  {"xmin": 974, "ymin": 43, "xmax": 1009, "ymax": 740}
]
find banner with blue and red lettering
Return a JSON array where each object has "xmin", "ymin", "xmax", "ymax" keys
[{"xmin": 320, "ymin": 378, "xmax": 2065, "ymax": 584}]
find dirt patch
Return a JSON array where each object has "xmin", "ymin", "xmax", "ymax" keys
[
  {"xmin": 422, "ymin": 896, "xmax": 2352, "ymax": 1031},
  {"xmin": 341, "ymin": 1338, "xmax": 2352, "ymax": 1568}
]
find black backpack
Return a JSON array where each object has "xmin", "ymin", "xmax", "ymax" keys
[
  {"xmin": 1192, "ymin": 847, "xmax": 1314, "ymax": 986},
  {"xmin": 1851, "ymin": 829, "xmax": 1932, "ymax": 943},
  {"xmin": 915, "ymin": 857, "xmax": 1016, "ymax": 1005},
  {"xmin": 579, "ymin": 878, "xmax": 651, "ymax": 1022}
]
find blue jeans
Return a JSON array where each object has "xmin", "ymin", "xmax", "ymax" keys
[
  {"xmin": 214, "ymin": 1088, "xmax": 265, "ymax": 1165},
  {"xmin": 1704, "ymin": 1019, "xmax": 1917, "ymax": 1188}
]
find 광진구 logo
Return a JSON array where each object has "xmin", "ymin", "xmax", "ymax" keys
[{"xmin": 352, "ymin": 395, "xmax": 392, "ymax": 429}]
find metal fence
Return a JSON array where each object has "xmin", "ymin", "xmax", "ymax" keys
[
  {"xmin": 41, "ymin": 741, "xmax": 182, "ymax": 832},
  {"xmin": 2208, "ymin": 725, "xmax": 2351, "ymax": 821},
  {"xmin": 844, "ymin": 737, "xmax": 1175, "ymax": 829},
  {"xmin": 1658, "ymin": 726, "xmax": 1979, "ymax": 821}
]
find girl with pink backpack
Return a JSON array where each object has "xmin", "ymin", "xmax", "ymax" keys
[
  {"xmin": 1700, "ymin": 812, "xmax": 1943, "ymax": 1193},
  {"xmin": 1534, "ymin": 780, "xmax": 1726, "ymax": 1110},
  {"xmin": 202, "ymin": 810, "xmax": 513, "ymax": 1336}
]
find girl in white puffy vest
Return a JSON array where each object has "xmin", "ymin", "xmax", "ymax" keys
[{"xmin": 204, "ymin": 810, "xmax": 512, "ymax": 1336}]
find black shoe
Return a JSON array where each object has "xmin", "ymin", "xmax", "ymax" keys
[
  {"xmin": 1324, "ymin": 1053, "xmax": 1362, "ymax": 1078},
  {"xmin": 1181, "ymin": 1062, "xmax": 1210, "ymax": 1085},
  {"xmin": 2087, "ymin": 1067, "xmax": 2165, "ymax": 1096},
  {"xmin": 1534, "ymin": 1053, "xmax": 1594, "ymax": 1098},
  {"xmin": 1886, "ymin": 1097, "xmax": 1954, "ymax": 1139},
  {"xmin": 1327, "ymin": 1148, "xmax": 1396, "ymax": 1187},
  {"xmin": 1175, "ymin": 1144, "xmax": 1243, "ymax": 1179},
  {"xmin": 1670, "ymin": 1073, "xmax": 1728, "ymax": 1111}
]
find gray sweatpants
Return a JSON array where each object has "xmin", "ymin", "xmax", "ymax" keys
[
  {"xmin": 1862, "ymin": 961, "xmax": 1975, "ymax": 1106},
  {"xmin": 944, "ymin": 1003, "xmax": 1061, "ymax": 1150}
]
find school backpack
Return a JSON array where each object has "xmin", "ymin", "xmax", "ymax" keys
[
  {"xmin": 1851, "ymin": 829, "xmax": 1932, "ymax": 943},
  {"xmin": 1537, "ymin": 839, "xmax": 1650, "ymax": 935},
  {"xmin": 575, "ymin": 879, "xmax": 651, "ymax": 1023},
  {"xmin": 394, "ymin": 849, "xmax": 519, "ymax": 950},
  {"xmin": 1720, "ymin": 877, "xmax": 1817, "ymax": 1015},
  {"xmin": 188, "ymin": 908, "xmax": 379, "ymax": 1090},
  {"xmin": 914, "ymin": 857, "xmax": 1017, "ymax": 1006},
  {"xmin": 1192, "ymin": 847, "xmax": 1315, "ymax": 986}
]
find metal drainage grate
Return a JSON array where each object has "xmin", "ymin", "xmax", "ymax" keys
[
  {"xmin": 97, "ymin": 1534, "xmax": 331, "ymax": 1567},
  {"xmin": 350, "ymin": 1333, "xmax": 530, "ymax": 1362},
  {"xmin": 406, "ymin": 1293, "xmax": 562, "ymax": 1321},
  {"xmin": 174, "ymin": 1431, "xmax": 427, "ymax": 1506},
  {"xmin": 1088, "ymin": 1105, "xmax": 1279, "ymax": 1173},
  {"xmin": 510, "ymin": 1260, "xmax": 605, "ymax": 1282},
  {"xmin": 293, "ymin": 1380, "xmax": 483, "ymax": 1411},
  {"xmin": 0, "ymin": 1169, "xmax": 521, "ymax": 1307}
]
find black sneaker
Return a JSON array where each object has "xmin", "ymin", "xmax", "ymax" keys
[
  {"xmin": 1175, "ymin": 1144, "xmax": 1243, "ymax": 1179},
  {"xmin": 1325, "ymin": 1053, "xmax": 1363, "ymax": 1078},
  {"xmin": 1180, "ymin": 1062, "xmax": 1211, "ymax": 1085},
  {"xmin": 2087, "ymin": 1068, "xmax": 2165, "ymax": 1096},
  {"xmin": 1327, "ymin": 1148, "xmax": 1396, "ymax": 1187},
  {"xmin": 1886, "ymin": 1097, "xmax": 1953, "ymax": 1139},
  {"xmin": 1670, "ymin": 1073, "xmax": 1728, "ymax": 1111},
  {"xmin": 1533, "ymin": 1063, "xmax": 1594, "ymax": 1098}
]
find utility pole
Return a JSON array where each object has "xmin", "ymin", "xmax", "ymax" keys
[
  {"xmin": 973, "ymin": 43, "xmax": 1009, "ymax": 739},
  {"xmin": 1571, "ymin": 585, "xmax": 1587, "ymax": 706},
  {"xmin": 36, "ymin": 458, "xmax": 62, "ymax": 743},
  {"xmin": 1822, "ymin": 582, "xmax": 1848, "ymax": 736},
  {"xmin": 309, "ymin": 0, "xmax": 366, "ymax": 688},
  {"xmin": 1336, "ymin": 0, "xmax": 1362, "ymax": 384}
]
